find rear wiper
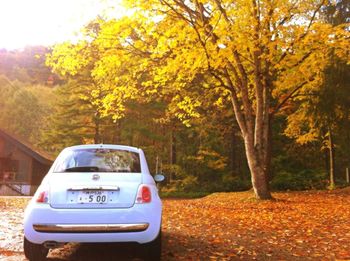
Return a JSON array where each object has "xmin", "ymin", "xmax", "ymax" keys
[{"xmin": 63, "ymin": 166, "xmax": 100, "ymax": 172}]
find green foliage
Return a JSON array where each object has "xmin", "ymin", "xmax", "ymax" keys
[
  {"xmin": 271, "ymin": 170, "xmax": 328, "ymax": 191},
  {"xmin": 221, "ymin": 175, "xmax": 252, "ymax": 192},
  {"xmin": 161, "ymin": 173, "xmax": 251, "ymax": 194},
  {"xmin": 0, "ymin": 77, "xmax": 54, "ymax": 144},
  {"xmin": 283, "ymin": 0, "xmax": 350, "ymax": 189},
  {"xmin": 172, "ymin": 175, "xmax": 200, "ymax": 193},
  {"xmin": 39, "ymin": 80, "xmax": 119, "ymax": 154},
  {"xmin": 159, "ymin": 190, "xmax": 209, "ymax": 199}
]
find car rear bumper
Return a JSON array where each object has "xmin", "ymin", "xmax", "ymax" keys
[
  {"xmin": 24, "ymin": 200, "xmax": 162, "ymax": 244},
  {"xmin": 33, "ymin": 223, "xmax": 149, "ymax": 233}
]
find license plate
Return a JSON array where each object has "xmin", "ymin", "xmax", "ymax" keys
[{"xmin": 77, "ymin": 191, "xmax": 108, "ymax": 204}]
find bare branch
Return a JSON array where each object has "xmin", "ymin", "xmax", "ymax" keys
[
  {"xmin": 213, "ymin": 0, "xmax": 231, "ymax": 23},
  {"xmin": 159, "ymin": 0, "xmax": 193, "ymax": 24},
  {"xmin": 226, "ymin": 60, "xmax": 242, "ymax": 89},
  {"xmin": 279, "ymin": 51, "xmax": 312, "ymax": 73},
  {"xmin": 277, "ymin": 0, "xmax": 325, "ymax": 64},
  {"xmin": 272, "ymin": 80, "xmax": 310, "ymax": 115}
]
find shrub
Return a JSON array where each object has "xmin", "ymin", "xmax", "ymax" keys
[
  {"xmin": 271, "ymin": 169, "xmax": 328, "ymax": 191},
  {"xmin": 160, "ymin": 191, "xmax": 209, "ymax": 199},
  {"xmin": 220, "ymin": 174, "xmax": 251, "ymax": 192}
]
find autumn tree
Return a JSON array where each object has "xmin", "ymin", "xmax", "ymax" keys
[
  {"xmin": 47, "ymin": 1, "xmax": 349, "ymax": 199},
  {"xmin": 285, "ymin": 0, "xmax": 350, "ymax": 188},
  {"xmin": 284, "ymin": 64, "xmax": 350, "ymax": 188},
  {"xmin": 115, "ymin": 0, "xmax": 348, "ymax": 199},
  {"xmin": 0, "ymin": 78, "xmax": 54, "ymax": 144}
]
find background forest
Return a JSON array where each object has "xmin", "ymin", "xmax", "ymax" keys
[{"xmin": 0, "ymin": 0, "xmax": 349, "ymax": 196}]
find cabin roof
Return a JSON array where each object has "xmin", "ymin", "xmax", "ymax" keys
[{"xmin": 0, "ymin": 128, "xmax": 53, "ymax": 166}]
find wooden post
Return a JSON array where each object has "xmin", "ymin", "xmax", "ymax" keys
[{"xmin": 346, "ymin": 168, "xmax": 349, "ymax": 183}]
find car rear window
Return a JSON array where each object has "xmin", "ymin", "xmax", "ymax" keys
[{"xmin": 53, "ymin": 149, "xmax": 141, "ymax": 173}]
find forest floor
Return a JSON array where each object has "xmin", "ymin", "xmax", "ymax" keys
[{"xmin": 0, "ymin": 188, "xmax": 350, "ymax": 260}]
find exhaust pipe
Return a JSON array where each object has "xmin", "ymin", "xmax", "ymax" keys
[{"xmin": 43, "ymin": 241, "xmax": 62, "ymax": 249}]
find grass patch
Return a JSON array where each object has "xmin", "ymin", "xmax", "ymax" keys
[{"xmin": 160, "ymin": 191, "xmax": 210, "ymax": 199}]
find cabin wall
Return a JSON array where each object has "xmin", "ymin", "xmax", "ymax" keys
[
  {"xmin": 0, "ymin": 137, "xmax": 32, "ymax": 183},
  {"xmin": 0, "ymin": 135, "xmax": 52, "ymax": 195},
  {"xmin": 13, "ymin": 147, "xmax": 33, "ymax": 182}
]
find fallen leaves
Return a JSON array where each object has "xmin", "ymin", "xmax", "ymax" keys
[
  {"xmin": 0, "ymin": 189, "xmax": 350, "ymax": 260},
  {"xmin": 0, "ymin": 197, "xmax": 27, "ymax": 257},
  {"xmin": 161, "ymin": 189, "xmax": 350, "ymax": 260}
]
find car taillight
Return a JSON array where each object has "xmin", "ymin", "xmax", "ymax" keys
[
  {"xmin": 36, "ymin": 190, "xmax": 49, "ymax": 203},
  {"xmin": 135, "ymin": 185, "xmax": 151, "ymax": 204}
]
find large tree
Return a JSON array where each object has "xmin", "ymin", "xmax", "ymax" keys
[
  {"xmin": 123, "ymin": 0, "xmax": 349, "ymax": 199},
  {"xmin": 48, "ymin": 1, "xmax": 349, "ymax": 199}
]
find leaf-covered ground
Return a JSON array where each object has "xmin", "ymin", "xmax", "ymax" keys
[{"xmin": 1, "ymin": 189, "xmax": 350, "ymax": 260}]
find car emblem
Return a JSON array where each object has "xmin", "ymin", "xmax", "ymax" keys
[{"xmin": 92, "ymin": 174, "xmax": 100, "ymax": 181}]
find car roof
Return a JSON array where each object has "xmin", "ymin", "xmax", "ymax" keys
[{"xmin": 64, "ymin": 144, "xmax": 141, "ymax": 153}]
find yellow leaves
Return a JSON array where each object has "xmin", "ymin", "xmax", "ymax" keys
[
  {"xmin": 47, "ymin": 0, "xmax": 350, "ymax": 133},
  {"xmin": 170, "ymin": 95, "xmax": 201, "ymax": 127},
  {"xmin": 46, "ymin": 41, "xmax": 90, "ymax": 76},
  {"xmin": 188, "ymin": 148, "xmax": 227, "ymax": 170},
  {"xmin": 284, "ymin": 108, "xmax": 319, "ymax": 144},
  {"xmin": 214, "ymin": 96, "xmax": 225, "ymax": 108},
  {"xmin": 101, "ymin": 92, "xmax": 126, "ymax": 121}
]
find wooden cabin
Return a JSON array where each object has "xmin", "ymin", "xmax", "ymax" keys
[{"xmin": 0, "ymin": 128, "xmax": 53, "ymax": 195}]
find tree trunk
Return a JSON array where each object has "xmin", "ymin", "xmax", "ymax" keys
[
  {"xmin": 112, "ymin": 121, "xmax": 120, "ymax": 144},
  {"xmin": 328, "ymin": 127, "xmax": 335, "ymax": 189},
  {"xmin": 169, "ymin": 127, "xmax": 177, "ymax": 183},
  {"xmin": 94, "ymin": 112, "xmax": 100, "ymax": 144},
  {"xmin": 250, "ymin": 165, "xmax": 271, "ymax": 199},
  {"xmin": 244, "ymin": 138, "xmax": 272, "ymax": 199},
  {"xmin": 230, "ymin": 127, "xmax": 237, "ymax": 175},
  {"xmin": 170, "ymin": 128, "xmax": 176, "ymax": 165},
  {"xmin": 265, "ymin": 119, "xmax": 273, "ymax": 182},
  {"xmin": 229, "ymin": 89, "xmax": 273, "ymax": 200}
]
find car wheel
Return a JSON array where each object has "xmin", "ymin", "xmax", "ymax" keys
[
  {"xmin": 143, "ymin": 230, "xmax": 162, "ymax": 261},
  {"xmin": 23, "ymin": 237, "xmax": 49, "ymax": 261}
]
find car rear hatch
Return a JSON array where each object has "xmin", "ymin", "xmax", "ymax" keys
[{"xmin": 49, "ymin": 172, "xmax": 142, "ymax": 209}]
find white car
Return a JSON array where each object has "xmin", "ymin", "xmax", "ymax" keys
[{"xmin": 23, "ymin": 144, "xmax": 164, "ymax": 261}]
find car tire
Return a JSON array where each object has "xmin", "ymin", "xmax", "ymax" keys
[
  {"xmin": 143, "ymin": 230, "xmax": 162, "ymax": 261},
  {"xmin": 23, "ymin": 237, "xmax": 49, "ymax": 261}
]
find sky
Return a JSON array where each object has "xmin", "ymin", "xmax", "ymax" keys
[{"xmin": 0, "ymin": 0, "xmax": 123, "ymax": 49}]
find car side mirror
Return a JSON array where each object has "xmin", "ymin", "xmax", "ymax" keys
[{"xmin": 154, "ymin": 174, "xmax": 165, "ymax": 183}]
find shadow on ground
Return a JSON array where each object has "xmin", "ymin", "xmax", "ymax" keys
[
  {"xmin": 47, "ymin": 242, "xmax": 144, "ymax": 261},
  {"xmin": 45, "ymin": 231, "xmax": 218, "ymax": 261}
]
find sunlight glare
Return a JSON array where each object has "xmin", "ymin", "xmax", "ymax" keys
[{"xmin": 0, "ymin": 0, "xmax": 122, "ymax": 49}]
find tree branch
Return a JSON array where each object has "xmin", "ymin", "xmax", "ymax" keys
[
  {"xmin": 271, "ymin": 80, "xmax": 309, "ymax": 116},
  {"xmin": 277, "ymin": 0, "xmax": 325, "ymax": 64},
  {"xmin": 213, "ymin": 0, "xmax": 231, "ymax": 23}
]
